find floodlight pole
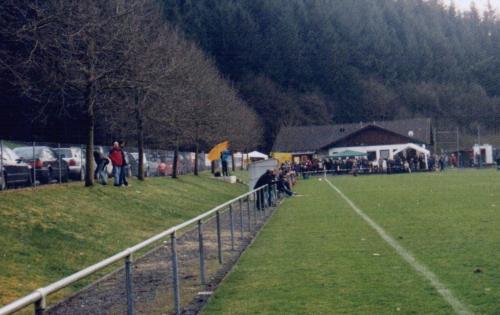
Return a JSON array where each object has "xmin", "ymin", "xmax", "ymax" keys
[{"xmin": 456, "ymin": 127, "xmax": 460, "ymax": 168}]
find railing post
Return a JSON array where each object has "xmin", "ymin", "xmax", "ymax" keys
[
  {"xmin": 125, "ymin": 254, "xmax": 134, "ymax": 315},
  {"xmin": 80, "ymin": 143, "xmax": 84, "ymax": 181},
  {"xmin": 171, "ymin": 233, "xmax": 181, "ymax": 315},
  {"xmin": 33, "ymin": 141, "xmax": 36, "ymax": 188},
  {"xmin": 229, "ymin": 205, "xmax": 235, "ymax": 251},
  {"xmin": 246, "ymin": 196, "xmax": 251, "ymax": 231},
  {"xmin": 197, "ymin": 220, "xmax": 206, "ymax": 286},
  {"xmin": 216, "ymin": 211, "xmax": 223, "ymax": 264},
  {"xmin": 58, "ymin": 143, "xmax": 62, "ymax": 183},
  {"xmin": 0, "ymin": 139, "xmax": 4, "ymax": 191},
  {"xmin": 273, "ymin": 184, "xmax": 278, "ymax": 204},
  {"xmin": 34, "ymin": 297, "xmax": 45, "ymax": 315},
  {"xmin": 239, "ymin": 199, "xmax": 244, "ymax": 239},
  {"xmin": 253, "ymin": 191, "xmax": 259, "ymax": 224}
]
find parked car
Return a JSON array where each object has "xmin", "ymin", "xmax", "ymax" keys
[
  {"xmin": 1, "ymin": 147, "xmax": 32, "ymax": 190},
  {"xmin": 54, "ymin": 147, "xmax": 86, "ymax": 180},
  {"xmin": 13, "ymin": 146, "xmax": 69, "ymax": 184},
  {"xmin": 128, "ymin": 152, "xmax": 150, "ymax": 177}
]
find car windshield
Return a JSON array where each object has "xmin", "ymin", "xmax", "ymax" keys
[
  {"xmin": 1, "ymin": 147, "xmax": 20, "ymax": 162},
  {"xmin": 13, "ymin": 147, "xmax": 42, "ymax": 159},
  {"xmin": 14, "ymin": 147, "xmax": 54, "ymax": 160},
  {"xmin": 55, "ymin": 148, "xmax": 73, "ymax": 157}
]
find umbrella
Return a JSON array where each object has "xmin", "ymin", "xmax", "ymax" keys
[{"xmin": 207, "ymin": 141, "xmax": 229, "ymax": 161}]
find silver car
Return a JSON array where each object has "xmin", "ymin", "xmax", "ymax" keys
[{"xmin": 54, "ymin": 147, "xmax": 86, "ymax": 180}]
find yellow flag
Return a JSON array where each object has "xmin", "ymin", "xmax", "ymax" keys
[{"xmin": 207, "ymin": 141, "xmax": 229, "ymax": 161}]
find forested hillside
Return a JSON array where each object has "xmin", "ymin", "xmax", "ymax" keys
[{"xmin": 163, "ymin": 0, "xmax": 500, "ymax": 148}]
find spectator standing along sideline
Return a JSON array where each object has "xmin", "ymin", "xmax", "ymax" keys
[
  {"xmin": 119, "ymin": 141, "xmax": 129, "ymax": 187},
  {"xmin": 109, "ymin": 142, "xmax": 124, "ymax": 187}
]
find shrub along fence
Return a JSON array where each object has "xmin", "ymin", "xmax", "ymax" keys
[{"xmin": 0, "ymin": 183, "xmax": 281, "ymax": 315}]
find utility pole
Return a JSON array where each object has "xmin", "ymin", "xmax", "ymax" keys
[
  {"xmin": 456, "ymin": 127, "xmax": 460, "ymax": 168},
  {"xmin": 477, "ymin": 125, "xmax": 482, "ymax": 168}
]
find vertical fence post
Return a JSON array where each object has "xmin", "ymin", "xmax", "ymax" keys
[
  {"xmin": 216, "ymin": 211, "xmax": 223, "ymax": 264},
  {"xmin": 125, "ymin": 254, "xmax": 134, "ymax": 315},
  {"xmin": 246, "ymin": 196, "xmax": 251, "ymax": 231},
  {"xmin": 253, "ymin": 191, "xmax": 258, "ymax": 216},
  {"xmin": 253, "ymin": 191, "xmax": 258, "ymax": 225},
  {"xmin": 197, "ymin": 220, "xmax": 206, "ymax": 286},
  {"xmin": 0, "ymin": 139, "xmax": 4, "ymax": 191},
  {"xmin": 273, "ymin": 184, "xmax": 278, "ymax": 204},
  {"xmin": 34, "ymin": 297, "xmax": 45, "ymax": 315},
  {"xmin": 239, "ymin": 199, "xmax": 244, "ymax": 239},
  {"xmin": 80, "ymin": 144, "xmax": 84, "ymax": 181},
  {"xmin": 58, "ymin": 143, "xmax": 62, "ymax": 183},
  {"xmin": 263, "ymin": 187, "xmax": 267, "ymax": 217},
  {"xmin": 229, "ymin": 204, "xmax": 235, "ymax": 251},
  {"xmin": 33, "ymin": 141, "xmax": 36, "ymax": 188},
  {"xmin": 171, "ymin": 232, "xmax": 181, "ymax": 315}
]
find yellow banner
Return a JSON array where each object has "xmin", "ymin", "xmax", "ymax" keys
[{"xmin": 207, "ymin": 141, "xmax": 229, "ymax": 161}]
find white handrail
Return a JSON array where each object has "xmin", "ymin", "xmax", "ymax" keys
[{"xmin": 0, "ymin": 185, "xmax": 268, "ymax": 315}]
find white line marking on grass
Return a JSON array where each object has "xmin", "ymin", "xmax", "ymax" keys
[{"xmin": 324, "ymin": 178, "xmax": 472, "ymax": 315}]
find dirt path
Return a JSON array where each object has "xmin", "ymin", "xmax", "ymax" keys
[{"xmin": 46, "ymin": 198, "xmax": 279, "ymax": 315}]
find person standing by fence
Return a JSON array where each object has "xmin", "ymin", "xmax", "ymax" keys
[
  {"xmin": 221, "ymin": 149, "xmax": 231, "ymax": 177},
  {"xmin": 93, "ymin": 149, "xmax": 109, "ymax": 185},
  {"xmin": 119, "ymin": 141, "xmax": 129, "ymax": 187},
  {"xmin": 109, "ymin": 142, "xmax": 124, "ymax": 187},
  {"xmin": 254, "ymin": 170, "xmax": 274, "ymax": 210}
]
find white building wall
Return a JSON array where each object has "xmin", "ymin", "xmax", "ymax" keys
[
  {"xmin": 328, "ymin": 143, "xmax": 428, "ymax": 160},
  {"xmin": 473, "ymin": 144, "xmax": 494, "ymax": 164}
]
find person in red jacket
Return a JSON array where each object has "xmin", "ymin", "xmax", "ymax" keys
[{"xmin": 108, "ymin": 141, "xmax": 124, "ymax": 186}]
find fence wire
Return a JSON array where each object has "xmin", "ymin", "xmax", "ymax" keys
[{"xmin": 0, "ymin": 139, "xmax": 207, "ymax": 191}]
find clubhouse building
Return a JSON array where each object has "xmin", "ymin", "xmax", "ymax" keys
[{"xmin": 272, "ymin": 118, "xmax": 432, "ymax": 164}]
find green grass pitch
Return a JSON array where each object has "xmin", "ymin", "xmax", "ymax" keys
[{"xmin": 203, "ymin": 169, "xmax": 500, "ymax": 314}]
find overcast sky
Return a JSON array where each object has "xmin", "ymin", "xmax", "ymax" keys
[{"xmin": 450, "ymin": 0, "xmax": 500, "ymax": 12}]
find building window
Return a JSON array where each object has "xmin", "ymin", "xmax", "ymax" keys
[
  {"xmin": 380, "ymin": 150, "xmax": 390, "ymax": 159},
  {"xmin": 339, "ymin": 128, "xmax": 345, "ymax": 133},
  {"xmin": 367, "ymin": 151, "xmax": 377, "ymax": 161}
]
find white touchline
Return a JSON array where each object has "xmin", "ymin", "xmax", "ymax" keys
[{"xmin": 324, "ymin": 178, "xmax": 472, "ymax": 315}]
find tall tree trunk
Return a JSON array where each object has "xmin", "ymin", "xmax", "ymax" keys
[
  {"xmin": 211, "ymin": 160, "xmax": 215, "ymax": 174},
  {"xmin": 172, "ymin": 138, "xmax": 179, "ymax": 179},
  {"xmin": 231, "ymin": 151, "xmax": 235, "ymax": 172},
  {"xmin": 84, "ymin": 111, "xmax": 95, "ymax": 186},
  {"xmin": 135, "ymin": 93, "xmax": 145, "ymax": 180},
  {"xmin": 194, "ymin": 142, "xmax": 199, "ymax": 176},
  {"xmin": 240, "ymin": 148, "xmax": 246, "ymax": 170}
]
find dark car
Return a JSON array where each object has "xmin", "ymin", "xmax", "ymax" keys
[
  {"xmin": 1, "ymin": 147, "xmax": 32, "ymax": 190},
  {"xmin": 13, "ymin": 146, "xmax": 69, "ymax": 184}
]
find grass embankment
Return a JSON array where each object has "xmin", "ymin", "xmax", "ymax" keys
[
  {"xmin": 0, "ymin": 173, "xmax": 247, "ymax": 306},
  {"xmin": 203, "ymin": 169, "xmax": 500, "ymax": 314}
]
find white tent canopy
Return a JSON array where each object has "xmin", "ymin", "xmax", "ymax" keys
[
  {"xmin": 248, "ymin": 151, "xmax": 268, "ymax": 159},
  {"xmin": 392, "ymin": 143, "xmax": 430, "ymax": 169},
  {"xmin": 392, "ymin": 143, "xmax": 430, "ymax": 156}
]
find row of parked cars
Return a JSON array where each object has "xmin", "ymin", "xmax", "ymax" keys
[{"xmin": 1, "ymin": 145, "xmax": 200, "ymax": 190}]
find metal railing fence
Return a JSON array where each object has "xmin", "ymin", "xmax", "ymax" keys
[{"xmin": 0, "ymin": 183, "xmax": 280, "ymax": 315}]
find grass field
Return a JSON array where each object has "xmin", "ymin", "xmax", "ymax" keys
[
  {"xmin": 0, "ymin": 173, "xmax": 247, "ymax": 306},
  {"xmin": 203, "ymin": 169, "xmax": 500, "ymax": 314}
]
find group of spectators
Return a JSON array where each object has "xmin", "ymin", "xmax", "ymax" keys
[
  {"xmin": 93, "ymin": 141, "xmax": 129, "ymax": 187},
  {"xmin": 253, "ymin": 167, "xmax": 296, "ymax": 209},
  {"xmin": 273, "ymin": 154, "xmax": 463, "ymax": 178}
]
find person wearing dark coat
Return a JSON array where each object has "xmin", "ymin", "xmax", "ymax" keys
[
  {"xmin": 119, "ymin": 141, "xmax": 129, "ymax": 187},
  {"xmin": 254, "ymin": 170, "xmax": 275, "ymax": 210},
  {"xmin": 93, "ymin": 150, "xmax": 109, "ymax": 185}
]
